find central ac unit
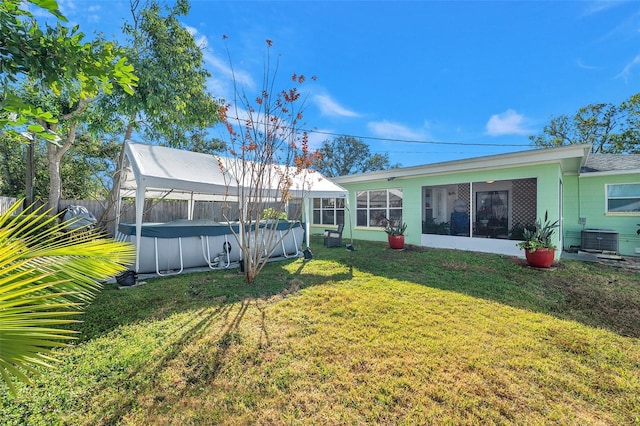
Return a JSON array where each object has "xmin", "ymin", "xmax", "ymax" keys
[{"xmin": 581, "ymin": 229, "xmax": 619, "ymax": 253}]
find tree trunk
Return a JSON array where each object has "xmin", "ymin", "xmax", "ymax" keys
[
  {"xmin": 25, "ymin": 137, "xmax": 35, "ymax": 208},
  {"xmin": 44, "ymin": 102, "xmax": 86, "ymax": 213},
  {"xmin": 47, "ymin": 122, "xmax": 76, "ymax": 213},
  {"xmin": 47, "ymin": 146, "xmax": 61, "ymax": 213}
]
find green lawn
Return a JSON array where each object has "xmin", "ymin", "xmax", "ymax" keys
[{"xmin": 1, "ymin": 240, "xmax": 639, "ymax": 424}]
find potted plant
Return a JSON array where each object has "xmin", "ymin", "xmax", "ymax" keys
[
  {"xmin": 477, "ymin": 210, "xmax": 491, "ymax": 226},
  {"xmin": 384, "ymin": 220, "xmax": 407, "ymax": 249},
  {"xmin": 517, "ymin": 211, "xmax": 559, "ymax": 268}
]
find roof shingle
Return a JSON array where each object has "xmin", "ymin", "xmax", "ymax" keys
[{"xmin": 581, "ymin": 154, "xmax": 640, "ymax": 173}]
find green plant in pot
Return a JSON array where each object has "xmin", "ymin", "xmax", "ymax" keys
[
  {"xmin": 517, "ymin": 210, "xmax": 559, "ymax": 268},
  {"xmin": 384, "ymin": 220, "xmax": 407, "ymax": 249}
]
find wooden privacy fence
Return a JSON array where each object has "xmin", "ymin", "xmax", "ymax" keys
[
  {"xmin": 0, "ymin": 196, "xmax": 303, "ymax": 236},
  {"xmin": 0, "ymin": 196, "xmax": 20, "ymax": 215},
  {"xmin": 60, "ymin": 198, "xmax": 303, "ymax": 236}
]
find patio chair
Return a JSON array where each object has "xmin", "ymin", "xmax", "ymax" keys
[{"xmin": 324, "ymin": 224, "xmax": 344, "ymax": 248}]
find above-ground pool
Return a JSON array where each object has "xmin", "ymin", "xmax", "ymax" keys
[{"xmin": 117, "ymin": 219, "xmax": 304, "ymax": 275}]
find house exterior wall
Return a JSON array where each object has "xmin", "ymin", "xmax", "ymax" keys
[
  {"xmin": 317, "ymin": 144, "xmax": 640, "ymax": 258},
  {"xmin": 561, "ymin": 174, "xmax": 581, "ymax": 250},
  {"xmin": 317, "ymin": 162, "xmax": 565, "ymax": 258},
  {"xmin": 562, "ymin": 173, "xmax": 640, "ymax": 256}
]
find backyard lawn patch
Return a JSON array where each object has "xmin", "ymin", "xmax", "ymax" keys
[{"xmin": 1, "ymin": 241, "xmax": 638, "ymax": 424}]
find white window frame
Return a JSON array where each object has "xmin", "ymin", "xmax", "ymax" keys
[
  {"xmin": 605, "ymin": 183, "xmax": 640, "ymax": 215},
  {"xmin": 312, "ymin": 197, "xmax": 345, "ymax": 225},
  {"xmin": 355, "ymin": 188, "xmax": 403, "ymax": 228}
]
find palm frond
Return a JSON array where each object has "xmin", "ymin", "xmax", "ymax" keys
[{"xmin": 0, "ymin": 200, "xmax": 135, "ymax": 391}]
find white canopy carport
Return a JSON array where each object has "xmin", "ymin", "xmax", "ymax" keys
[{"xmin": 116, "ymin": 141, "xmax": 348, "ymax": 271}]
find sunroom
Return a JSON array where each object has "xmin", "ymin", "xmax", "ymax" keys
[{"xmin": 421, "ymin": 178, "xmax": 538, "ymax": 256}]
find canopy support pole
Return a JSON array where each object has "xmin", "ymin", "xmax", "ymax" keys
[
  {"xmin": 134, "ymin": 184, "xmax": 145, "ymax": 273},
  {"xmin": 304, "ymin": 197, "xmax": 311, "ymax": 248},
  {"xmin": 188, "ymin": 192, "xmax": 194, "ymax": 220}
]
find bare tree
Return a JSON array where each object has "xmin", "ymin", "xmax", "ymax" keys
[{"xmin": 219, "ymin": 39, "xmax": 319, "ymax": 283}]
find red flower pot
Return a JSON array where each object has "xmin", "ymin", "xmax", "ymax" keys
[
  {"xmin": 388, "ymin": 235, "xmax": 405, "ymax": 250},
  {"xmin": 525, "ymin": 248, "xmax": 555, "ymax": 268}
]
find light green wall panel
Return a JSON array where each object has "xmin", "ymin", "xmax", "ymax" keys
[
  {"xmin": 561, "ymin": 174, "xmax": 582, "ymax": 249},
  {"xmin": 573, "ymin": 174, "xmax": 640, "ymax": 255}
]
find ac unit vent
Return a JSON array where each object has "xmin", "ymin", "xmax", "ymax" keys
[{"xmin": 581, "ymin": 229, "xmax": 619, "ymax": 253}]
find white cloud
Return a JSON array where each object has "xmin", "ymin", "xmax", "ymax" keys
[
  {"xmin": 57, "ymin": 0, "xmax": 77, "ymax": 14},
  {"xmin": 84, "ymin": 5, "xmax": 101, "ymax": 24},
  {"xmin": 183, "ymin": 25, "xmax": 207, "ymax": 50},
  {"xmin": 203, "ymin": 50, "xmax": 256, "ymax": 99},
  {"xmin": 582, "ymin": 1, "xmax": 623, "ymax": 16},
  {"xmin": 305, "ymin": 129, "xmax": 330, "ymax": 151},
  {"xmin": 185, "ymin": 25, "xmax": 208, "ymax": 48},
  {"xmin": 485, "ymin": 109, "xmax": 530, "ymax": 136},
  {"xmin": 367, "ymin": 120, "xmax": 425, "ymax": 141},
  {"xmin": 313, "ymin": 95, "xmax": 360, "ymax": 118},
  {"xmin": 616, "ymin": 54, "xmax": 640, "ymax": 82},
  {"xmin": 577, "ymin": 59, "xmax": 599, "ymax": 70},
  {"xmin": 183, "ymin": 27, "xmax": 255, "ymax": 99}
]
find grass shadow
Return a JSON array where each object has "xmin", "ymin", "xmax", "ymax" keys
[
  {"xmin": 6, "ymin": 240, "xmax": 638, "ymax": 424},
  {"xmin": 58, "ymin": 255, "xmax": 356, "ymax": 423},
  {"xmin": 330, "ymin": 240, "xmax": 640, "ymax": 338},
  {"xmin": 72, "ymin": 253, "xmax": 354, "ymax": 342},
  {"xmin": 73, "ymin": 238, "xmax": 638, "ymax": 342},
  {"xmin": 95, "ymin": 303, "xmax": 233, "ymax": 423}
]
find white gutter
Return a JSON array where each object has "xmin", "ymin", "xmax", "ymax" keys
[{"xmin": 333, "ymin": 144, "xmax": 593, "ymax": 184}]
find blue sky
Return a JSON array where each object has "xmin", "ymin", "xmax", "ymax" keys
[{"xmin": 51, "ymin": 0, "xmax": 640, "ymax": 167}]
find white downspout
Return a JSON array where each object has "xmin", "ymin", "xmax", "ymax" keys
[
  {"xmin": 134, "ymin": 183, "xmax": 145, "ymax": 273},
  {"xmin": 469, "ymin": 181, "xmax": 474, "ymax": 237}
]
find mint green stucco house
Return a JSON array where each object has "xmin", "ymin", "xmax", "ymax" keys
[{"xmin": 310, "ymin": 144, "xmax": 640, "ymax": 259}]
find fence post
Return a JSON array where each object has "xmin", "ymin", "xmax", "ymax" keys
[{"xmin": 0, "ymin": 196, "xmax": 19, "ymax": 215}]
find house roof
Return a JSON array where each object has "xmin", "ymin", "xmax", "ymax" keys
[
  {"xmin": 332, "ymin": 144, "xmax": 593, "ymax": 184},
  {"xmin": 580, "ymin": 154, "xmax": 640, "ymax": 175}
]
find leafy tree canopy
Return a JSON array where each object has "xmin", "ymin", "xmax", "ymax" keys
[
  {"xmin": 529, "ymin": 93, "xmax": 640, "ymax": 154},
  {"xmin": 314, "ymin": 136, "xmax": 398, "ymax": 177},
  {"xmin": 97, "ymin": 0, "xmax": 225, "ymax": 228},
  {"xmin": 0, "ymin": 0, "xmax": 137, "ymax": 141},
  {"xmin": 95, "ymin": 0, "xmax": 223, "ymax": 152}
]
